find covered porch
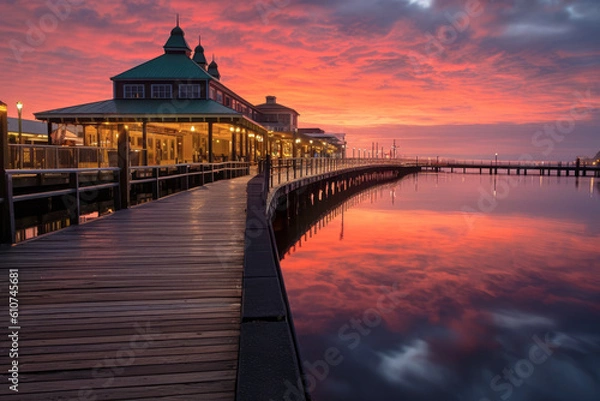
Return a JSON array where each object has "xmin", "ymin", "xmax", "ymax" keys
[{"xmin": 34, "ymin": 99, "xmax": 272, "ymax": 167}]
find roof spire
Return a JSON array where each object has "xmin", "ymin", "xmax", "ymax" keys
[
  {"xmin": 163, "ymin": 17, "xmax": 191, "ymax": 56},
  {"xmin": 192, "ymin": 33, "xmax": 207, "ymax": 69},
  {"xmin": 208, "ymin": 54, "xmax": 221, "ymax": 80}
]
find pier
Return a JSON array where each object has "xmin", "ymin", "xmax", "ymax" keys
[
  {"xmin": 0, "ymin": 176, "xmax": 250, "ymax": 400},
  {"xmin": 420, "ymin": 159, "xmax": 599, "ymax": 177},
  {"xmin": 0, "ymin": 156, "xmax": 418, "ymax": 400}
]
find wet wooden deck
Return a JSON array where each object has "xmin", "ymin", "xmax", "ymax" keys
[{"xmin": 0, "ymin": 176, "xmax": 251, "ymax": 400}]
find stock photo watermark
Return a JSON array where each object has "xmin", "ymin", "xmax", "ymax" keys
[
  {"xmin": 255, "ymin": 0, "xmax": 291, "ymax": 25},
  {"xmin": 461, "ymin": 88, "xmax": 598, "ymax": 230},
  {"xmin": 276, "ymin": 281, "xmax": 407, "ymax": 401},
  {"xmin": 10, "ymin": 0, "xmax": 86, "ymax": 63},
  {"xmin": 479, "ymin": 331, "xmax": 561, "ymax": 401},
  {"xmin": 409, "ymin": 0, "xmax": 487, "ymax": 74}
]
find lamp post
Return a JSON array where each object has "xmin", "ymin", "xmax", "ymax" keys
[
  {"xmin": 494, "ymin": 152, "xmax": 498, "ymax": 175},
  {"xmin": 16, "ymin": 101, "xmax": 23, "ymax": 144}
]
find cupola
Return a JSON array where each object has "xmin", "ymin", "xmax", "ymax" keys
[
  {"xmin": 192, "ymin": 36, "xmax": 208, "ymax": 70},
  {"xmin": 208, "ymin": 56, "xmax": 221, "ymax": 80},
  {"xmin": 163, "ymin": 15, "xmax": 192, "ymax": 56}
]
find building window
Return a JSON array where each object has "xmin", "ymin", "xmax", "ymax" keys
[
  {"xmin": 151, "ymin": 84, "xmax": 172, "ymax": 99},
  {"xmin": 210, "ymin": 87, "xmax": 217, "ymax": 100},
  {"xmin": 123, "ymin": 84, "xmax": 145, "ymax": 99},
  {"xmin": 179, "ymin": 84, "xmax": 201, "ymax": 99}
]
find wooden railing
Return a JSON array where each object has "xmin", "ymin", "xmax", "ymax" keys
[
  {"xmin": 129, "ymin": 162, "xmax": 250, "ymax": 205},
  {"xmin": 7, "ymin": 144, "xmax": 130, "ymax": 169},
  {"xmin": 1, "ymin": 161, "xmax": 251, "ymax": 244},
  {"xmin": 3, "ymin": 168, "xmax": 121, "ymax": 243}
]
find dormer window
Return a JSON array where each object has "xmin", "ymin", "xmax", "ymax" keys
[
  {"xmin": 151, "ymin": 84, "xmax": 172, "ymax": 99},
  {"xmin": 123, "ymin": 84, "xmax": 145, "ymax": 99},
  {"xmin": 179, "ymin": 84, "xmax": 201, "ymax": 99}
]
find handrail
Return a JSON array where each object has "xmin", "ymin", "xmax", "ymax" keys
[
  {"xmin": 6, "ymin": 167, "xmax": 121, "ymax": 174},
  {"xmin": 265, "ymin": 157, "xmax": 411, "ymax": 189},
  {"xmin": 1, "ymin": 162, "xmax": 252, "ymax": 244},
  {"xmin": 3, "ymin": 167, "xmax": 122, "ymax": 244}
]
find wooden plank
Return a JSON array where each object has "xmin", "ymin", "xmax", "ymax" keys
[{"xmin": 0, "ymin": 176, "xmax": 251, "ymax": 400}]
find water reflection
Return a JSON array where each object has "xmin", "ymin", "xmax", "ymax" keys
[{"xmin": 278, "ymin": 173, "xmax": 600, "ymax": 401}]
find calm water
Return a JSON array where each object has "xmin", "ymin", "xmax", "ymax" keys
[{"xmin": 278, "ymin": 173, "xmax": 600, "ymax": 401}]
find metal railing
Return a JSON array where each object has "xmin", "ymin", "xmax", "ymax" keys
[
  {"xmin": 130, "ymin": 162, "xmax": 250, "ymax": 204},
  {"xmin": 8, "ymin": 144, "xmax": 128, "ymax": 169},
  {"xmin": 262, "ymin": 157, "xmax": 414, "ymax": 189},
  {"xmin": 413, "ymin": 157, "xmax": 598, "ymax": 168},
  {"xmin": 1, "ymin": 161, "xmax": 251, "ymax": 243},
  {"xmin": 4, "ymin": 168, "xmax": 121, "ymax": 243}
]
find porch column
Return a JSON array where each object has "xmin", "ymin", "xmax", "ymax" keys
[
  {"xmin": 47, "ymin": 121, "xmax": 52, "ymax": 145},
  {"xmin": 0, "ymin": 101, "xmax": 9, "ymax": 243},
  {"xmin": 208, "ymin": 122, "xmax": 214, "ymax": 163},
  {"xmin": 246, "ymin": 133, "xmax": 250, "ymax": 162},
  {"xmin": 231, "ymin": 130, "xmax": 237, "ymax": 161},
  {"xmin": 142, "ymin": 121, "xmax": 148, "ymax": 166},
  {"xmin": 117, "ymin": 124, "xmax": 130, "ymax": 209}
]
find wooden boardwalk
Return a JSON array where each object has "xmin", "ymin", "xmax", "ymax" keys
[{"xmin": 0, "ymin": 176, "xmax": 251, "ymax": 400}]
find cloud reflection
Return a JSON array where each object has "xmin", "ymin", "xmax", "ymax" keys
[
  {"xmin": 280, "ymin": 174, "xmax": 600, "ymax": 400},
  {"xmin": 377, "ymin": 339, "xmax": 446, "ymax": 387}
]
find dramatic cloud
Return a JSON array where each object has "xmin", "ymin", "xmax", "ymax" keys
[{"xmin": 1, "ymin": 0, "xmax": 599, "ymax": 158}]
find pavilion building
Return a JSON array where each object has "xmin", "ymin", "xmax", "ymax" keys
[
  {"xmin": 255, "ymin": 96, "xmax": 300, "ymax": 158},
  {"xmin": 35, "ymin": 22, "xmax": 270, "ymax": 164}
]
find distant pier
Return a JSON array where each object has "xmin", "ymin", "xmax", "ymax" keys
[{"xmin": 420, "ymin": 159, "xmax": 600, "ymax": 177}]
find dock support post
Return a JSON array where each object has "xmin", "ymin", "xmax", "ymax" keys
[
  {"xmin": 0, "ymin": 101, "xmax": 10, "ymax": 243},
  {"xmin": 117, "ymin": 124, "xmax": 130, "ymax": 209},
  {"xmin": 575, "ymin": 158, "xmax": 580, "ymax": 177}
]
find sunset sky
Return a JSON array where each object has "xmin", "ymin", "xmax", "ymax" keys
[{"xmin": 1, "ymin": 0, "xmax": 599, "ymax": 160}]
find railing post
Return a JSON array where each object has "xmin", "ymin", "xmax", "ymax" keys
[
  {"xmin": 264, "ymin": 154, "xmax": 271, "ymax": 198},
  {"xmin": 0, "ymin": 100, "xmax": 9, "ymax": 243},
  {"xmin": 183, "ymin": 164, "xmax": 190, "ymax": 190},
  {"xmin": 278, "ymin": 159, "xmax": 282, "ymax": 185},
  {"xmin": 293, "ymin": 158, "xmax": 297, "ymax": 180},
  {"xmin": 69, "ymin": 171, "xmax": 80, "ymax": 225},
  {"xmin": 6, "ymin": 174, "xmax": 15, "ymax": 244}
]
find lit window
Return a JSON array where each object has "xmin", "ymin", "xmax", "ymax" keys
[
  {"xmin": 179, "ymin": 84, "xmax": 201, "ymax": 99},
  {"xmin": 151, "ymin": 84, "xmax": 172, "ymax": 99},
  {"xmin": 123, "ymin": 84, "xmax": 145, "ymax": 99}
]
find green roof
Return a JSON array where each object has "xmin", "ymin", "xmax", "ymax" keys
[
  {"xmin": 34, "ymin": 99, "xmax": 267, "ymax": 134},
  {"xmin": 163, "ymin": 25, "xmax": 191, "ymax": 53},
  {"xmin": 111, "ymin": 53, "xmax": 214, "ymax": 81},
  {"xmin": 35, "ymin": 99, "xmax": 240, "ymax": 118}
]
